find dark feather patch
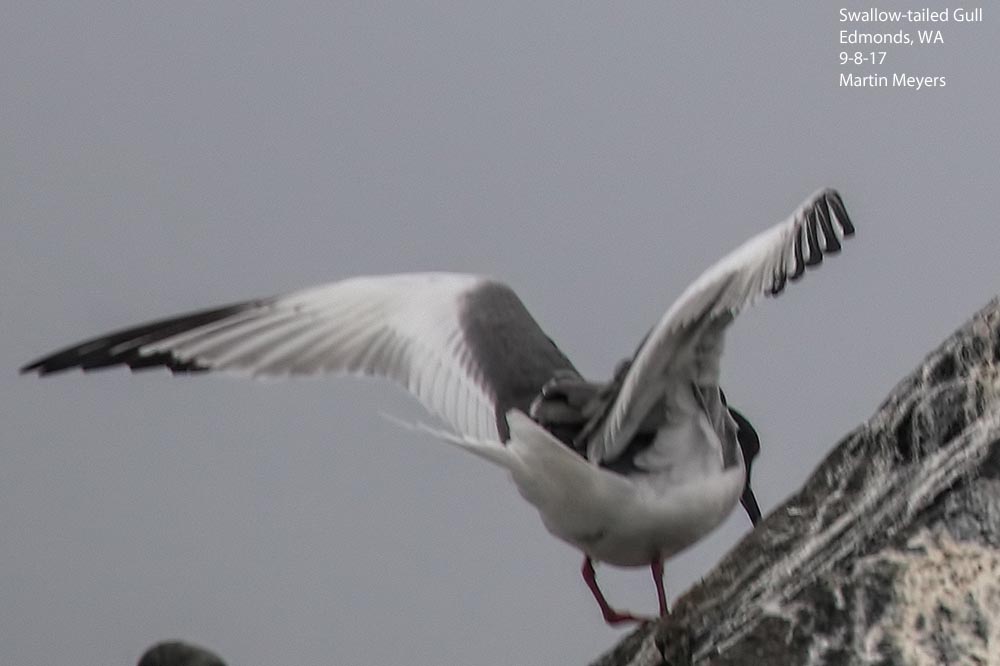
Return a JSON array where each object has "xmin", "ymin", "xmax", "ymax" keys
[
  {"xmin": 21, "ymin": 301, "xmax": 266, "ymax": 375},
  {"xmin": 814, "ymin": 200, "xmax": 841, "ymax": 253},
  {"xmin": 790, "ymin": 225, "xmax": 807, "ymax": 281},
  {"xmin": 779, "ymin": 188, "xmax": 854, "ymax": 289},
  {"xmin": 804, "ymin": 209, "xmax": 824, "ymax": 266},
  {"xmin": 827, "ymin": 190, "xmax": 855, "ymax": 236},
  {"xmin": 459, "ymin": 282, "xmax": 578, "ymax": 440}
]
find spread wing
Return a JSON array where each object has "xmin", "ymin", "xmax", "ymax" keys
[
  {"xmin": 586, "ymin": 188, "xmax": 855, "ymax": 462},
  {"xmin": 21, "ymin": 272, "xmax": 578, "ymax": 442}
]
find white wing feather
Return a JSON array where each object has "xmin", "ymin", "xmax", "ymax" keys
[
  {"xmin": 25, "ymin": 273, "xmax": 504, "ymax": 441},
  {"xmin": 150, "ymin": 273, "xmax": 501, "ymax": 440},
  {"xmin": 588, "ymin": 188, "xmax": 854, "ymax": 462}
]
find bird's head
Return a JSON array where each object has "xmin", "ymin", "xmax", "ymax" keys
[{"xmin": 725, "ymin": 403, "xmax": 763, "ymax": 526}]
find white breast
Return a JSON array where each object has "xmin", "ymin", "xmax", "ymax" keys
[{"xmin": 502, "ymin": 411, "xmax": 746, "ymax": 568}]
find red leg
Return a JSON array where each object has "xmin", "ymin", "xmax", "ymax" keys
[
  {"xmin": 650, "ymin": 560, "xmax": 669, "ymax": 617},
  {"xmin": 580, "ymin": 556, "xmax": 650, "ymax": 625}
]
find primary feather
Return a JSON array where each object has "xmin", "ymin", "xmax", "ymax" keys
[
  {"xmin": 21, "ymin": 273, "xmax": 578, "ymax": 442},
  {"xmin": 583, "ymin": 188, "xmax": 854, "ymax": 462}
]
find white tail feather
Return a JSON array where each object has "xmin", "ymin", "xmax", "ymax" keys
[{"xmin": 380, "ymin": 412, "xmax": 514, "ymax": 469}]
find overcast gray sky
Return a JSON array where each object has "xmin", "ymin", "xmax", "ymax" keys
[{"xmin": 4, "ymin": 3, "xmax": 999, "ymax": 665}]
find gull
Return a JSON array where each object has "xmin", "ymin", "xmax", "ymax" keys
[{"xmin": 21, "ymin": 188, "xmax": 854, "ymax": 624}]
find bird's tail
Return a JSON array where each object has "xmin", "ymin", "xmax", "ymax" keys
[
  {"xmin": 380, "ymin": 412, "xmax": 516, "ymax": 469},
  {"xmin": 383, "ymin": 409, "xmax": 607, "ymax": 514}
]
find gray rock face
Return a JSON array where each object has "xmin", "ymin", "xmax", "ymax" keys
[{"xmin": 591, "ymin": 299, "xmax": 1000, "ymax": 666}]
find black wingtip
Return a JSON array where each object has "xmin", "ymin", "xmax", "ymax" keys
[
  {"xmin": 824, "ymin": 189, "xmax": 855, "ymax": 236},
  {"xmin": 18, "ymin": 300, "xmax": 259, "ymax": 377},
  {"xmin": 803, "ymin": 208, "xmax": 824, "ymax": 267},
  {"xmin": 20, "ymin": 353, "xmax": 73, "ymax": 376},
  {"xmin": 21, "ymin": 350, "xmax": 85, "ymax": 376},
  {"xmin": 782, "ymin": 188, "xmax": 855, "ymax": 288}
]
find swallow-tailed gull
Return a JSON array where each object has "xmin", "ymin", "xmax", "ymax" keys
[{"xmin": 22, "ymin": 188, "xmax": 854, "ymax": 624}]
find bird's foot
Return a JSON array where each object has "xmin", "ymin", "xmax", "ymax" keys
[
  {"xmin": 582, "ymin": 556, "xmax": 659, "ymax": 627},
  {"xmin": 600, "ymin": 607, "xmax": 657, "ymax": 625}
]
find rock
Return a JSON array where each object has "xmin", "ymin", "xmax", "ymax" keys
[
  {"xmin": 137, "ymin": 641, "xmax": 226, "ymax": 666},
  {"xmin": 591, "ymin": 298, "xmax": 1000, "ymax": 666}
]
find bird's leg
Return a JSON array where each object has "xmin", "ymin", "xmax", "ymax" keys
[
  {"xmin": 650, "ymin": 560, "xmax": 670, "ymax": 617},
  {"xmin": 580, "ymin": 557, "xmax": 649, "ymax": 625}
]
